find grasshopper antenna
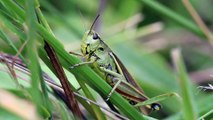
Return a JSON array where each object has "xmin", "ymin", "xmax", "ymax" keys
[{"xmin": 89, "ymin": 14, "xmax": 100, "ymax": 34}]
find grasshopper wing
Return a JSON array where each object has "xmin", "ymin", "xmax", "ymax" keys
[
  {"xmin": 110, "ymin": 52, "xmax": 146, "ymax": 94},
  {"xmin": 110, "ymin": 52, "xmax": 161, "ymax": 114}
]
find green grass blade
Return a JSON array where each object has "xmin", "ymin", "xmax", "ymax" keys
[
  {"xmin": 25, "ymin": 0, "xmax": 50, "ymax": 117},
  {"xmin": 38, "ymin": 47, "xmax": 100, "ymax": 117},
  {"xmin": 39, "ymin": 0, "xmax": 82, "ymax": 37},
  {"xmin": 0, "ymin": 30, "xmax": 24, "ymax": 60},
  {"xmin": 1, "ymin": 0, "xmax": 25, "ymax": 22},
  {"xmin": 137, "ymin": 0, "xmax": 205, "ymax": 38},
  {"xmin": 198, "ymin": 109, "xmax": 213, "ymax": 120},
  {"xmin": 135, "ymin": 92, "xmax": 180, "ymax": 107},
  {"xmin": 34, "ymin": 1, "xmax": 133, "ymax": 119},
  {"xmin": 0, "ymin": 12, "xmax": 26, "ymax": 41},
  {"xmin": 77, "ymin": 77, "xmax": 106, "ymax": 120},
  {"xmin": 1, "ymin": 1, "xmax": 146, "ymax": 118},
  {"xmin": 171, "ymin": 48, "xmax": 198, "ymax": 120}
]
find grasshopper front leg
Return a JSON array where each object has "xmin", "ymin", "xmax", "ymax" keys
[
  {"xmin": 69, "ymin": 60, "xmax": 95, "ymax": 69},
  {"xmin": 69, "ymin": 54, "xmax": 97, "ymax": 69},
  {"xmin": 69, "ymin": 51, "xmax": 84, "ymax": 57}
]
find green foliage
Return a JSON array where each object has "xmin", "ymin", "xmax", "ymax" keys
[{"xmin": 0, "ymin": 0, "xmax": 213, "ymax": 119}]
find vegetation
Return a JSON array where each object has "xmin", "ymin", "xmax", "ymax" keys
[{"xmin": 0, "ymin": 0, "xmax": 212, "ymax": 119}]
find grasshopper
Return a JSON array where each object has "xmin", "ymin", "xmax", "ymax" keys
[{"xmin": 70, "ymin": 15, "xmax": 161, "ymax": 114}]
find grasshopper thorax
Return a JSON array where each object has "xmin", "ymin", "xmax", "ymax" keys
[{"xmin": 81, "ymin": 30, "xmax": 102, "ymax": 55}]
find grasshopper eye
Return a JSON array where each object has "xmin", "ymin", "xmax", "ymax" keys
[
  {"xmin": 93, "ymin": 33, "xmax": 99, "ymax": 40},
  {"xmin": 98, "ymin": 47, "xmax": 104, "ymax": 51}
]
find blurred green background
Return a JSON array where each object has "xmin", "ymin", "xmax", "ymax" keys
[{"xmin": 0, "ymin": 0, "xmax": 213, "ymax": 119}]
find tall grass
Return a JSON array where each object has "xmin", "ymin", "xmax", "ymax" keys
[{"xmin": 0, "ymin": 0, "xmax": 213, "ymax": 119}]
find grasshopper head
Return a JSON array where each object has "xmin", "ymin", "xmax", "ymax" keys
[{"xmin": 81, "ymin": 30, "xmax": 101, "ymax": 55}]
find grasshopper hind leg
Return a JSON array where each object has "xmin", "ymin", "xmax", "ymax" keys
[
  {"xmin": 105, "ymin": 77, "xmax": 122, "ymax": 101},
  {"xmin": 69, "ymin": 61, "xmax": 94, "ymax": 69},
  {"xmin": 99, "ymin": 67, "xmax": 124, "ymax": 101}
]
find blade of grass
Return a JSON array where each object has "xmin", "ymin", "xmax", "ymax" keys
[
  {"xmin": 39, "ymin": 52, "xmax": 114, "ymax": 118},
  {"xmin": 39, "ymin": 0, "xmax": 82, "ymax": 37},
  {"xmin": 165, "ymin": 93, "xmax": 213, "ymax": 120},
  {"xmin": 0, "ymin": 30, "xmax": 25, "ymax": 61},
  {"xmin": 34, "ymin": 1, "xmax": 105, "ymax": 118},
  {"xmin": 181, "ymin": 0, "xmax": 213, "ymax": 45},
  {"xmin": 1, "ymin": 1, "xmax": 147, "ymax": 119},
  {"xmin": 44, "ymin": 42, "xmax": 83, "ymax": 119},
  {"xmin": 25, "ymin": 0, "xmax": 50, "ymax": 117},
  {"xmin": 1, "ymin": 0, "xmax": 25, "ymax": 22},
  {"xmin": 136, "ymin": 0, "xmax": 205, "ymax": 38},
  {"xmin": 134, "ymin": 92, "xmax": 180, "ymax": 107},
  {"xmin": 35, "ymin": 1, "xmax": 83, "ymax": 118},
  {"xmin": 0, "ymin": 11, "xmax": 26, "ymax": 41},
  {"xmin": 0, "ymin": 11, "xmax": 98, "ymax": 116},
  {"xmin": 198, "ymin": 109, "xmax": 213, "ymax": 120},
  {"xmin": 40, "ymin": 49, "xmax": 111, "ymax": 119},
  {"xmin": 171, "ymin": 48, "xmax": 198, "ymax": 120},
  {"xmin": 77, "ymin": 77, "xmax": 107, "ymax": 120},
  {"xmin": 0, "ymin": 53, "xmax": 130, "ymax": 120},
  {"xmin": 0, "ymin": 89, "xmax": 40, "ymax": 120},
  {"xmin": 0, "ymin": 52, "xmax": 97, "ymax": 118}
]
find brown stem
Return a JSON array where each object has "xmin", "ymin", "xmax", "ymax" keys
[{"xmin": 44, "ymin": 42, "xmax": 83, "ymax": 119}]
